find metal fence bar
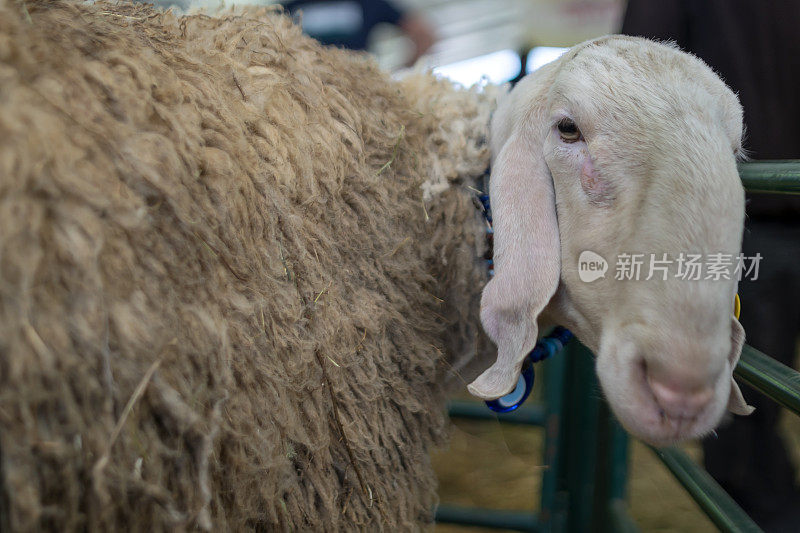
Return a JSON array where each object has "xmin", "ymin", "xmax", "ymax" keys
[
  {"xmin": 446, "ymin": 400, "xmax": 546, "ymax": 426},
  {"xmin": 606, "ymin": 411, "xmax": 630, "ymax": 503},
  {"xmin": 558, "ymin": 341, "xmax": 603, "ymax": 532},
  {"xmin": 651, "ymin": 447, "xmax": 762, "ymax": 533},
  {"xmin": 540, "ymin": 351, "xmax": 569, "ymax": 529},
  {"xmin": 434, "ymin": 505, "xmax": 540, "ymax": 532},
  {"xmin": 734, "ymin": 345, "xmax": 800, "ymax": 416},
  {"xmin": 594, "ymin": 402, "xmax": 635, "ymax": 533},
  {"xmin": 739, "ymin": 160, "xmax": 800, "ymax": 194}
]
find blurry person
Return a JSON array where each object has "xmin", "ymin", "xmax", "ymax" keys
[
  {"xmin": 282, "ymin": 0, "xmax": 435, "ymax": 66},
  {"xmin": 622, "ymin": 1, "xmax": 800, "ymax": 531}
]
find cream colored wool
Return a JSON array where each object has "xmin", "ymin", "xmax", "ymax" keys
[{"xmin": 0, "ymin": 1, "xmax": 493, "ymax": 530}]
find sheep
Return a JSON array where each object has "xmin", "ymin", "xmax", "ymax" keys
[
  {"xmin": 468, "ymin": 35, "xmax": 753, "ymax": 446},
  {"xmin": 1, "ymin": 2, "xmax": 753, "ymax": 530},
  {"xmin": 0, "ymin": 1, "xmax": 493, "ymax": 530}
]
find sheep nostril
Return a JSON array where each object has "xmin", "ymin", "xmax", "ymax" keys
[{"xmin": 648, "ymin": 377, "xmax": 713, "ymax": 420}]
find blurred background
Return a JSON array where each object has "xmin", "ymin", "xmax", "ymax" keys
[
  {"xmin": 148, "ymin": 0, "xmax": 622, "ymax": 84},
  {"xmin": 345, "ymin": 0, "xmax": 620, "ymax": 80},
  {"xmin": 138, "ymin": 0, "xmax": 800, "ymax": 531}
]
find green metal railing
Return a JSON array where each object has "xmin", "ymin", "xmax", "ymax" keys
[
  {"xmin": 736, "ymin": 345, "xmax": 800, "ymax": 415},
  {"xmin": 436, "ymin": 161, "xmax": 800, "ymax": 532},
  {"xmin": 738, "ymin": 160, "xmax": 800, "ymax": 194}
]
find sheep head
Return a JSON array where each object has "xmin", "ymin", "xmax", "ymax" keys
[{"xmin": 468, "ymin": 36, "xmax": 752, "ymax": 445}]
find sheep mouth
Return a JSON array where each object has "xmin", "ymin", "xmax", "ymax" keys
[
  {"xmin": 601, "ymin": 358, "xmax": 726, "ymax": 446},
  {"xmin": 629, "ymin": 377, "xmax": 724, "ymax": 446}
]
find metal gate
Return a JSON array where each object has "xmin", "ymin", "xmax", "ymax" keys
[{"xmin": 436, "ymin": 161, "xmax": 800, "ymax": 532}]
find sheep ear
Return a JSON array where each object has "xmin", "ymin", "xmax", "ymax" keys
[
  {"xmin": 467, "ymin": 125, "xmax": 561, "ymax": 400},
  {"xmin": 727, "ymin": 316, "xmax": 755, "ymax": 416}
]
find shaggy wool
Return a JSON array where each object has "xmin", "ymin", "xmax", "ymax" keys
[{"xmin": 0, "ymin": 0, "xmax": 496, "ymax": 530}]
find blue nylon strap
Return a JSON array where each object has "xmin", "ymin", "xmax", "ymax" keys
[{"xmin": 485, "ymin": 327, "xmax": 573, "ymax": 413}]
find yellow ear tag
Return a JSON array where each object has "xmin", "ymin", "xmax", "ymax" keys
[{"xmin": 734, "ymin": 293, "xmax": 741, "ymax": 320}]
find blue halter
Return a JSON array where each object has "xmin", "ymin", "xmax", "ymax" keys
[{"xmin": 484, "ymin": 326, "xmax": 573, "ymax": 413}]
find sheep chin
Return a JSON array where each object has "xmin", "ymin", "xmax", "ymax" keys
[{"xmin": 596, "ymin": 340, "xmax": 731, "ymax": 445}]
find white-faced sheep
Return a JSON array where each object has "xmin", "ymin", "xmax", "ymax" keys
[{"xmin": 470, "ymin": 36, "xmax": 752, "ymax": 446}]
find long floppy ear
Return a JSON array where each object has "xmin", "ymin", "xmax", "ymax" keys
[
  {"xmin": 467, "ymin": 119, "xmax": 562, "ymax": 400},
  {"xmin": 727, "ymin": 316, "xmax": 755, "ymax": 416}
]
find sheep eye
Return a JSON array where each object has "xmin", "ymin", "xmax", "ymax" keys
[{"xmin": 557, "ymin": 118, "xmax": 582, "ymax": 142}]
